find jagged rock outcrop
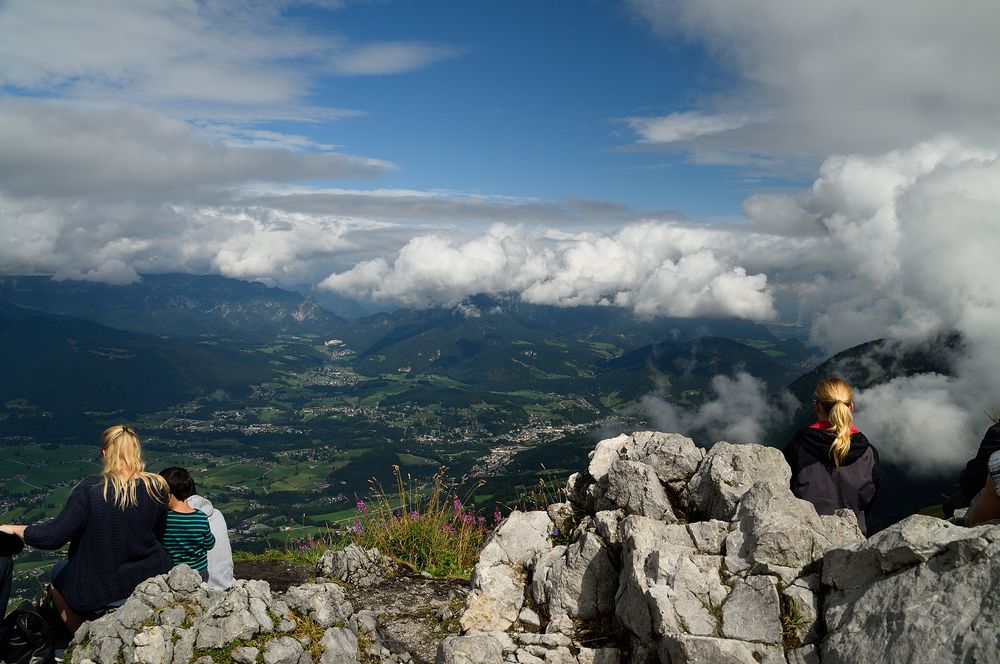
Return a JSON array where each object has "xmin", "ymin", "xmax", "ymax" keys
[
  {"xmin": 66, "ymin": 566, "xmax": 402, "ymax": 664},
  {"xmin": 442, "ymin": 431, "xmax": 1000, "ymax": 664},
  {"xmin": 64, "ymin": 430, "xmax": 1000, "ymax": 663}
]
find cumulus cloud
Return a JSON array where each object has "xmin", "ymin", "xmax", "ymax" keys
[
  {"xmin": 626, "ymin": 0, "xmax": 1000, "ymax": 160},
  {"xmin": 641, "ymin": 372, "xmax": 799, "ymax": 444},
  {"xmin": 661, "ymin": 139, "xmax": 1000, "ymax": 475},
  {"xmin": 319, "ymin": 222, "xmax": 777, "ymax": 320}
]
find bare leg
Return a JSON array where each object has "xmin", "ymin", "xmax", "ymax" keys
[{"xmin": 49, "ymin": 584, "xmax": 83, "ymax": 635}]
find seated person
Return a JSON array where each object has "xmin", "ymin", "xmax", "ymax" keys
[
  {"xmin": 0, "ymin": 425, "xmax": 172, "ymax": 634},
  {"xmin": 1, "ymin": 530, "xmax": 24, "ymax": 617},
  {"xmin": 944, "ymin": 421, "xmax": 1000, "ymax": 517},
  {"xmin": 968, "ymin": 450, "xmax": 1000, "ymax": 526},
  {"xmin": 158, "ymin": 467, "xmax": 215, "ymax": 581},
  {"xmin": 186, "ymin": 493, "xmax": 234, "ymax": 591},
  {"xmin": 783, "ymin": 378, "xmax": 880, "ymax": 536}
]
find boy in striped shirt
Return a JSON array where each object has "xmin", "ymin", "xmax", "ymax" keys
[{"xmin": 158, "ymin": 467, "xmax": 216, "ymax": 581}]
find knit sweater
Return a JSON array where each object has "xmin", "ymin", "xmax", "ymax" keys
[
  {"xmin": 23, "ymin": 475, "xmax": 172, "ymax": 613},
  {"xmin": 160, "ymin": 509, "xmax": 215, "ymax": 572}
]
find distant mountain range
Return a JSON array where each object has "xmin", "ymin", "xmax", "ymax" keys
[
  {"xmin": 0, "ymin": 301, "xmax": 296, "ymax": 420},
  {"xmin": 0, "ymin": 274, "xmax": 345, "ymax": 339}
]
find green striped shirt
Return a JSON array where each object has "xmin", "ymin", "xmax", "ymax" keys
[{"xmin": 160, "ymin": 509, "xmax": 215, "ymax": 572}]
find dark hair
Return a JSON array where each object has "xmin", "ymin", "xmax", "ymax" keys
[{"xmin": 160, "ymin": 466, "xmax": 196, "ymax": 500}]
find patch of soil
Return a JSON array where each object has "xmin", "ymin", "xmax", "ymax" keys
[
  {"xmin": 234, "ymin": 559, "xmax": 469, "ymax": 664},
  {"xmin": 234, "ymin": 559, "xmax": 314, "ymax": 593}
]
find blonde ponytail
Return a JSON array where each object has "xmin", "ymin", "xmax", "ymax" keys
[
  {"xmin": 815, "ymin": 378, "xmax": 855, "ymax": 467},
  {"xmin": 100, "ymin": 425, "xmax": 167, "ymax": 509}
]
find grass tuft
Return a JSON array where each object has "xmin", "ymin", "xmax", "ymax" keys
[{"xmin": 346, "ymin": 465, "xmax": 499, "ymax": 577}]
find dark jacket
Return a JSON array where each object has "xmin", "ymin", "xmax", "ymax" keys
[
  {"xmin": 957, "ymin": 423, "xmax": 1000, "ymax": 504},
  {"xmin": 23, "ymin": 475, "xmax": 172, "ymax": 613},
  {"xmin": 783, "ymin": 424, "xmax": 880, "ymax": 535}
]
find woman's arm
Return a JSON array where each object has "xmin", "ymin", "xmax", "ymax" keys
[
  {"xmin": 0, "ymin": 525, "xmax": 27, "ymax": 539},
  {"xmin": 23, "ymin": 483, "xmax": 89, "ymax": 550}
]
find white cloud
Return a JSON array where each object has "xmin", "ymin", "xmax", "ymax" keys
[
  {"xmin": 0, "ymin": 0, "xmax": 459, "ymax": 114},
  {"xmin": 319, "ymin": 222, "xmax": 777, "ymax": 320},
  {"xmin": 641, "ymin": 372, "xmax": 799, "ymax": 443},
  {"xmin": 329, "ymin": 42, "xmax": 459, "ymax": 76},
  {"xmin": 626, "ymin": 112, "xmax": 748, "ymax": 144},
  {"xmin": 0, "ymin": 99, "xmax": 392, "ymax": 201},
  {"xmin": 627, "ymin": 1, "xmax": 1000, "ymax": 160}
]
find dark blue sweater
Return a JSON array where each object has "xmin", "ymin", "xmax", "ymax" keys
[{"xmin": 24, "ymin": 475, "xmax": 172, "ymax": 613}]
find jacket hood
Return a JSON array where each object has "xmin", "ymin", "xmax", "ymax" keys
[
  {"xmin": 797, "ymin": 425, "xmax": 872, "ymax": 465},
  {"xmin": 187, "ymin": 494, "xmax": 215, "ymax": 517}
]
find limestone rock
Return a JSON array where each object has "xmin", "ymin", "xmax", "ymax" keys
[
  {"xmin": 283, "ymin": 583, "xmax": 354, "ymax": 629},
  {"xmin": 605, "ymin": 460, "xmax": 675, "ymax": 522},
  {"xmin": 821, "ymin": 518, "xmax": 1000, "ymax": 663},
  {"xmin": 544, "ymin": 532, "xmax": 617, "ymax": 619},
  {"xmin": 587, "ymin": 434, "xmax": 630, "ymax": 481},
  {"xmin": 782, "ymin": 576, "xmax": 820, "ymax": 646},
  {"xmin": 646, "ymin": 553, "xmax": 728, "ymax": 638},
  {"xmin": 263, "ymin": 636, "xmax": 308, "ymax": 664},
  {"xmin": 461, "ymin": 562, "xmax": 525, "ymax": 632},
  {"xmin": 622, "ymin": 431, "xmax": 704, "ymax": 488},
  {"xmin": 720, "ymin": 575, "xmax": 782, "ymax": 644},
  {"xmin": 660, "ymin": 634, "xmax": 785, "ymax": 664},
  {"xmin": 725, "ymin": 481, "xmax": 863, "ymax": 573},
  {"xmin": 685, "ymin": 442, "xmax": 790, "ymax": 520},
  {"xmin": 317, "ymin": 543, "xmax": 388, "ymax": 587},
  {"xmin": 478, "ymin": 510, "xmax": 554, "ymax": 569},
  {"xmin": 319, "ymin": 627, "xmax": 360, "ymax": 664},
  {"xmin": 436, "ymin": 634, "xmax": 505, "ymax": 664}
]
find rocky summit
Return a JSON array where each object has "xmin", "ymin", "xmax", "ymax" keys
[{"xmin": 65, "ymin": 432, "xmax": 1000, "ymax": 663}]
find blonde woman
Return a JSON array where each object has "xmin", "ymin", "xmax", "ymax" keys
[
  {"xmin": 0, "ymin": 425, "xmax": 171, "ymax": 633},
  {"xmin": 782, "ymin": 378, "xmax": 880, "ymax": 535}
]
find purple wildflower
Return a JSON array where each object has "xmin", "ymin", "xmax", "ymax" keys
[
  {"xmin": 410, "ymin": 510, "xmax": 420, "ymax": 520},
  {"xmin": 478, "ymin": 516, "xmax": 487, "ymax": 527},
  {"xmin": 493, "ymin": 509, "xmax": 503, "ymax": 525},
  {"xmin": 452, "ymin": 498, "xmax": 462, "ymax": 513},
  {"xmin": 443, "ymin": 524, "xmax": 456, "ymax": 535},
  {"xmin": 461, "ymin": 513, "xmax": 475, "ymax": 525},
  {"xmin": 351, "ymin": 518, "xmax": 362, "ymax": 533},
  {"xmin": 551, "ymin": 527, "xmax": 560, "ymax": 539},
  {"xmin": 356, "ymin": 499, "xmax": 367, "ymax": 513}
]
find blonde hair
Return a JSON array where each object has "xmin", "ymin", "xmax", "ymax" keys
[
  {"xmin": 815, "ymin": 378, "xmax": 855, "ymax": 467},
  {"xmin": 100, "ymin": 425, "xmax": 167, "ymax": 509}
]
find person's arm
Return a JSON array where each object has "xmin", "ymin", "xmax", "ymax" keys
[
  {"xmin": 0, "ymin": 525, "xmax": 27, "ymax": 539},
  {"xmin": 968, "ymin": 473, "xmax": 1000, "ymax": 526},
  {"xmin": 202, "ymin": 519, "xmax": 216, "ymax": 551},
  {"xmin": 958, "ymin": 424, "xmax": 1000, "ymax": 501},
  {"xmin": 22, "ymin": 483, "xmax": 89, "ymax": 550}
]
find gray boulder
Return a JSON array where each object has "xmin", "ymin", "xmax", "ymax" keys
[
  {"xmin": 544, "ymin": 532, "xmax": 617, "ymax": 619},
  {"xmin": 622, "ymin": 431, "xmax": 704, "ymax": 490},
  {"xmin": 605, "ymin": 460, "xmax": 675, "ymax": 522},
  {"xmin": 660, "ymin": 634, "xmax": 785, "ymax": 664},
  {"xmin": 436, "ymin": 634, "xmax": 505, "ymax": 664},
  {"xmin": 317, "ymin": 543, "xmax": 388, "ymax": 587},
  {"xmin": 685, "ymin": 442, "xmax": 790, "ymax": 520},
  {"xmin": 821, "ymin": 516, "xmax": 1000, "ymax": 663}
]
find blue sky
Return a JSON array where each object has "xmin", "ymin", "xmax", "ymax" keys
[{"xmin": 278, "ymin": 1, "xmax": 758, "ymax": 216}]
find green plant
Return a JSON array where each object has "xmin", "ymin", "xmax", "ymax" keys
[{"xmin": 346, "ymin": 466, "xmax": 498, "ymax": 577}]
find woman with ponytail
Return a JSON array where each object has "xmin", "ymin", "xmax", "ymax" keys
[
  {"xmin": 0, "ymin": 425, "xmax": 172, "ymax": 633},
  {"xmin": 783, "ymin": 378, "xmax": 880, "ymax": 535}
]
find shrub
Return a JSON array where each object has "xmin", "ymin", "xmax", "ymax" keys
[{"xmin": 347, "ymin": 466, "xmax": 500, "ymax": 577}]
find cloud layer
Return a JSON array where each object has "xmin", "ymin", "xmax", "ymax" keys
[
  {"xmin": 626, "ymin": 0, "xmax": 1000, "ymax": 161},
  {"xmin": 319, "ymin": 222, "xmax": 777, "ymax": 320}
]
